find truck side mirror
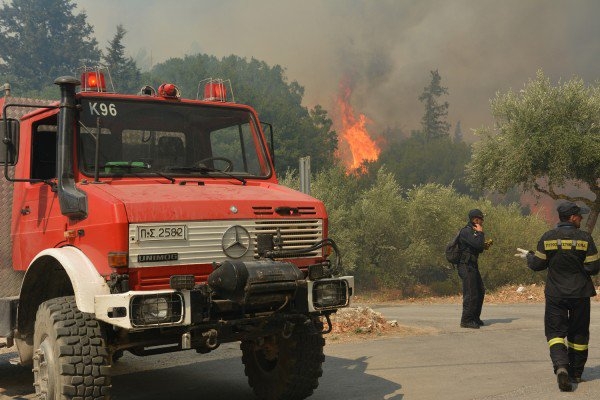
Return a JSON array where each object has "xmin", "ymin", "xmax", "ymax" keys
[{"xmin": 0, "ymin": 118, "xmax": 19, "ymax": 165}]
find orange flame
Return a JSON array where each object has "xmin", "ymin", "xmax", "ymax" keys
[{"xmin": 335, "ymin": 83, "xmax": 381, "ymax": 173}]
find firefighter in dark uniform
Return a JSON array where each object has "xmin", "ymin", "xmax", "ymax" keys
[
  {"xmin": 523, "ymin": 201, "xmax": 600, "ymax": 392},
  {"xmin": 457, "ymin": 209, "xmax": 488, "ymax": 329}
]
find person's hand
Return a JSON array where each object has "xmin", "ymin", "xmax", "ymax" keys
[
  {"xmin": 473, "ymin": 223, "xmax": 483, "ymax": 232},
  {"xmin": 514, "ymin": 248, "xmax": 529, "ymax": 258}
]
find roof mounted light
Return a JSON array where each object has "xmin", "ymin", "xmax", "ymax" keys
[
  {"xmin": 138, "ymin": 85, "xmax": 156, "ymax": 96},
  {"xmin": 78, "ymin": 65, "xmax": 114, "ymax": 93},
  {"xmin": 197, "ymin": 78, "xmax": 234, "ymax": 102},
  {"xmin": 158, "ymin": 83, "xmax": 181, "ymax": 99}
]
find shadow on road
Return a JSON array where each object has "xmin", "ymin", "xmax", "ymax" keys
[
  {"xmin": 0, "ymin": 352, "xmax": 34, "ymax": 399},
  {"xmin": 582, "ymin": 364, "xmax": 600, "ymax": 382},
  {"xmin": 0, "ymin": 348, "xmax": 403, "ymax": 400},
  {"xmin": 483, "ymin": 318, "xmax": 517, "ymax": 326},
  {"xmin": 110, "ymin": 354, "xmax": 403, "ymax": 400},
  {"xmin": 319, "ymin": 355, "xmax": 403, "ymax": 400}
]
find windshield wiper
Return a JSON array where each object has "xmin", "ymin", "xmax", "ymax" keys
[
  {"xmin": 166, "ymin": 166, "xmax": 247, "ymax": 185},
  {"xmin": 152, "ymin": 171, "xmax": 176, "ymax": 184}
]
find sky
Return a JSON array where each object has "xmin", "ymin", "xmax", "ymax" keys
[{"xmin": 75, "ymin": 0, "xmax": 600, "ymax": 140}]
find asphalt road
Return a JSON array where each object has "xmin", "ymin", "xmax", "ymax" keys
[{"xmin": 1, "ymin": 302, "xmax": 600, "ymax": 399}]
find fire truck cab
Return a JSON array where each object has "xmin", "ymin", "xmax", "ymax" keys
[{"xmin": 0, "ymin": 69, "xmax": 353, "ymax": 400}]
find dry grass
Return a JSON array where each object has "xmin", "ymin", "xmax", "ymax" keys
[{"xmin": 353, "ymin": 283, "xmax": 600, "ymax": 305}]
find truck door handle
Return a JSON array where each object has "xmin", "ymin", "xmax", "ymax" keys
[{"xmin": 20, "ymin": 206, "xmax": 30, "ymax": 215}]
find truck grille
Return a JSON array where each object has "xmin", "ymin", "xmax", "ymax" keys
[{"xmin": 128, "ymin": 219, "xmax": 323, "ymax": 267}]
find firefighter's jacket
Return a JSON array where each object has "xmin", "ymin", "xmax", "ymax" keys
[
  {"xmin": 458, "ymin": 223, "xmax": 485, "ymax": 265},
  {"xmin": 527, "ymin": 222, "xmax": 600, "ymax": 298}
]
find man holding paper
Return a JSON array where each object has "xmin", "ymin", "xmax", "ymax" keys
[{"xmin": 516, "ymin": 201, "xmax": 600, "ymax": 392}]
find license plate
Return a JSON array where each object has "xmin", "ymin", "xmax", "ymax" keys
[{"xmin": 137, "ymin": 225, "xmax": 187, "ymax": 241}]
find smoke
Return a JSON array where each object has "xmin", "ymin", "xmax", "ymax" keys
[{"xmin": 76, "ymin": 0, "xmax": 600, "ymax": 138}]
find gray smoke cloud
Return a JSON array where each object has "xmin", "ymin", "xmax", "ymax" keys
[{"xmin": 76, "ymin": 0, "xmax": 600, "ymax": 140}]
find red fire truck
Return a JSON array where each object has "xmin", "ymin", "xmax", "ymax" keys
[{"xmin": 0, "ymin": 68, "xmax": 353, "ymax": 400}]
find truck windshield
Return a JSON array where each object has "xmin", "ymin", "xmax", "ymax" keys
[{"xmin": 77, "ymin": 98, "xmax": 271, "ymax": 179}]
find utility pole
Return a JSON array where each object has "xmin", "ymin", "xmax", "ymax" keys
[{"xmin": 299, "ymin": 156, "xmax": 311, "ymax": 195}]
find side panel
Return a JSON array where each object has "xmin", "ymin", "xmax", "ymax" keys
[
  {"xmin": 0, "ymin": 143, "xmax": 24, "ymax": 297},
  {"xmin": 0, "ymin": 97, "xmax": 56, "ymax": 296}
]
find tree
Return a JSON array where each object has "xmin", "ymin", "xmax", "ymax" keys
[
  {"xmin": 467, "ymin": 70, "xmax": 600, "ymax": 233},
  {"xmin": 454, "ymin": 120, "xmax": 463, "ymax": 142},
  {"xmin": 376, "ymin": 134, "xmax": 474, "ymax": 195},
  {"xmin": 102, "ymin": 24, "xmax": 141, "ymax": 94},
  {"xmin": 418, "ymin": 69, "xmax": 451, "ymax": 140},
  {"xmin": 0, "ymin": 0, "xmax": 99, "ymax": 92}
]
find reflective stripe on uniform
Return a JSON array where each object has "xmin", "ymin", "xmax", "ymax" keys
[
  {"xmin": 544, "ymin": 239, "xmax": 589, "ymax": 251},
  {"xmin": 585, "ymin": 253, "xmax": 600, "ymax": 263},
  {"xmin": 535, "ymin": 250, "xmax": 546, "ymax": 260},
  {"xmin": 548, "ymin": 337, "xmax": 566, "ymax": 347},
  {"xmin": 566, "ymin": 340, "xmax": 589, "ymax": 351}
]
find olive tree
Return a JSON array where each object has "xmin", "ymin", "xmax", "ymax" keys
[{"xmin": 467, "ymin": 70, "xmax": 600, "ymax": 233}]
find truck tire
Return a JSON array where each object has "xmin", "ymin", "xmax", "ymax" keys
[
  {"xmin": 241, "ymin": 324, "xmax": 325, "ymax": 400},
  {"xmin": 32, "ymin": 296, "xmax": 111, "ymax": 400}
]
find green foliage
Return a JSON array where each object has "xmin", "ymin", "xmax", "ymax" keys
[
  {"xmin": 479, "ymin": 204, "xmax": 550, "ymax": 289},
  {"xmin": 310, "ymin": 165, "xmax": 362, "ymax": 277},
  {"xmin": 418, "ymin": 69, "xmax": 450, "ymax": 140},
  {"xmin": 347, "ymin": 168, "xmax": 407, "ymax": 289},
  {"xmin": 376, "ymin": 135, "xmax": 475, "ymax": 195},
  {"xmin": 102, "ymin": 25, "xmax": 141, "ymax": 94},
  {"xmin": 149, "ymin": 54, "xmax": 337, "ymax": 174},
  {"xmin": 287, "ymin": 166, "xmax": 551, "ymax": 295},
  {"xmin": 0, "ymin": 0, "xmax": 99, "ymax": 93},
  {"xmin": 467, "ymin": 69, "xmax": 600, "ymax": 232}
]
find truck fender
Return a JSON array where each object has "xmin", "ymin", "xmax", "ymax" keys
[
  {"xmin": 14, "ymin": 246, "xmax": 110, "ymax": 365},
  {"xmin": 25, "ymin": 246, "xmax": 110, "ymax": 313}
]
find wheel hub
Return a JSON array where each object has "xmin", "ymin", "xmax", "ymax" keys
[{"xmin": 33, "ymin": 337, "xmax": 55, "ymax": 399}]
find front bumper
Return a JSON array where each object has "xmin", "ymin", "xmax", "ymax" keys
[{"xmin": 94, "ymin": 274, "xmax": 354, "ymax": 330}]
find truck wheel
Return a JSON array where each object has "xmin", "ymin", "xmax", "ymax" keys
[
  {"xmin": 32, "ymin": 296, "xmax": 111, "ymax": 400},
  {"xmin": 241, "ymin": 324, "xmax": 325, "ymax": 400}
]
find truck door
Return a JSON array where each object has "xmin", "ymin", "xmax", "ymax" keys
[{"xmin": 13, "ymin": 120, "xmax": 65, "ymax": 270}]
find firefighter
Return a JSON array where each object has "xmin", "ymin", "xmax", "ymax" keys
[
  {"xmin": 457, "ymin": 209, "xmax": 488, "ymax": 329},
  {"xmin": 517, "ymin": 201, "xmax": 600, "ymax": 391}
]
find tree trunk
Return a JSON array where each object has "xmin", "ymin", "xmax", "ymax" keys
[{"xmin": 585, "ymin": 208, "xmax": 598, "ymax": 234}]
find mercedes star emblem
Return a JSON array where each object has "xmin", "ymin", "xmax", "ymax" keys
[{"xmin": 221, "ymin": 225, "xmax": 251, "ymax": 258}]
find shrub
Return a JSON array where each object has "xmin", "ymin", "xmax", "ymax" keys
[{"xmin": 281, "ymin": 165, "xmax": 551, "ymax": 295}]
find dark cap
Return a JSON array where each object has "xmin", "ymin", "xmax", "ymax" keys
[
  {"xmin": 468, "ymin": 209, "xmax": 484, "ymax": 220},
  {"xmin": 557, "ymin": 201, "xmax": 590, "ymax": 217}
]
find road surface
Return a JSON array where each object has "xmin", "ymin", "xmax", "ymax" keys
[{"xmin": 1, "ymin": 302, "xmax": 599, "ymax": 399}]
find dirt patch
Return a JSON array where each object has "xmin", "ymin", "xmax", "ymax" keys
[{"xmin": 325, "ymin": 305, "xmax": 436, "ymax": 344}]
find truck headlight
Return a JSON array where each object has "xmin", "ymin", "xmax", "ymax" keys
[
  {"xmin": 308, "ymin": 276, "xmax": 354, "ymax": 312},
  {"xmin": 130, "ymin": 293, "xmax": 184, "ymax": 327}
]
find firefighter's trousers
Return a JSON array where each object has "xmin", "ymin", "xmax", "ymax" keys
[
  {"xmin": 545, "ymin": 295, "xmax": 590, "ymax": 378},
  {"xmin": 457, "ymin": 263, "xmax": 485, "ymax": 323}
]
